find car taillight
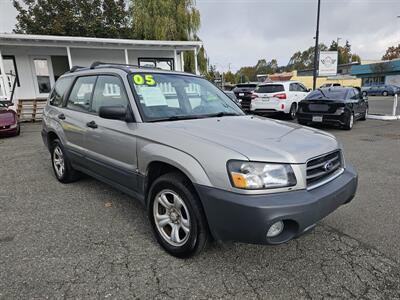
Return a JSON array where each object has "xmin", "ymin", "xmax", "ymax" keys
[
  {"xmin": 251, "ymin": 93, "xmax": 258, "ymax": 100},
  {"xmin": 273, "ymin": 93, "xmax": 287, "ymax": 100}
]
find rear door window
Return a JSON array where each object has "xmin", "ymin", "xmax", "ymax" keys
[
  {"xmin": 49, "ymin": 77, "xmax": 73, "ymax": 107},
  {"xmin": 255, "ymin": 84, "xmax": 284, "ymax": 93},
  {"xmin": 67, "ymin": 76, "xmax": 97, "ymax": 112}
]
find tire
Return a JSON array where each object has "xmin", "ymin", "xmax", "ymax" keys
[
  {"xmin": 148, "ymin": 172, "xmax": 209, "ymax": 258},
  {"xmin": 343, "ymin": 112, "xmax": 354, "ymax": 130},
  {"xmin": 360, "ymin": 108, "xmax": 368, "ymax": 121},
  {"xmin": 50, "ymin": 139, "xmax": 80, "ymax": 183},
  {"xmin": 15, "ymin": 124, "xmax": 20, "ymax": 136},
  {"xmin": 382, "ymin": 91, "xmax": 388, "ymax": 96},
  {"xmin": 286, "ymin": 103, "xmax": 297, "ymax": 120},
  {"xmin": 362, "ymin": 91, "xmax": 367, "ymax": 97}
]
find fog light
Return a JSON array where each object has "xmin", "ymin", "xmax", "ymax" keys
[{"xmin": 267, "ymin": 221, "xmax": 284, "ymax": 238}]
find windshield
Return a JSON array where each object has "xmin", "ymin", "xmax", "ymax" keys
[
  {"xmin": 130, "ymin": 73, "xmax": 244, "ymax": 122},
  {"xmin": 306, "ymin": 89, "xmax": 348, "ymax": 100}
]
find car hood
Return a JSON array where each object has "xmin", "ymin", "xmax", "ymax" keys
[
  {"xmin": 0, "ymin": 110, "xmax": 16, "ymax": 126},
  {"xmin": 155, "ymin": 115, "xmax": 339, "ymax": 163}
]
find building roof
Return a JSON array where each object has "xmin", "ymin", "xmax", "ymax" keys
[{"xmin": 0, "ymin": 33, "xmax": 202, "ymax": 50}]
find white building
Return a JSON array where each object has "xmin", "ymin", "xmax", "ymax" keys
[{"xmin": 0, "ymin": 33, "xmax": 202, "ymax": 108}]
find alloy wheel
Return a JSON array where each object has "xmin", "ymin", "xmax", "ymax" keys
[
  {"xmin": 53, "ymin": 146, "xmax": 65, "ymax": 178},
  {"xmin": 153, "ymin": 189, "xmax": 191, "ymax": 247}
]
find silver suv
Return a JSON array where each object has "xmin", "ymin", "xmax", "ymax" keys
[{"xmin": 42, "ymin": 63, "xmax": 358, "ymax": 257}]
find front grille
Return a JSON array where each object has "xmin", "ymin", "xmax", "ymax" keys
[{"xmin": 306, "ymin": 150, "xmax": 342, "ymax": 187}]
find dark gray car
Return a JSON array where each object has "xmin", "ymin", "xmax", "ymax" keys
[{"xmin": 42, "ymin": 63, "xmax": 358, "ymax": 257}]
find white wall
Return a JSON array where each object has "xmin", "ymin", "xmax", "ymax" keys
[{"xmin": 0, "ymin": 45, "xmax": 182, "ymax": 102}]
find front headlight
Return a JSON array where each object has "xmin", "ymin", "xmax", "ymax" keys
[{"xmin": 228, "ymin": 161, "xmax": 297, "ymax": 190}]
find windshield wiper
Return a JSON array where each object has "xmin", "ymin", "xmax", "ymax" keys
[
  {"xmin": 205, "ymin": 112, "xmax": 240, "ymax": 118},
  {"xmin": 148, "ymin": 115, "xmax": 205, "ymax": 122}
]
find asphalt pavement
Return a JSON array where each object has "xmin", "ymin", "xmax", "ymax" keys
[{"xmin": 0, "ymin": 121, "xmax": 399, "ymax": 299}]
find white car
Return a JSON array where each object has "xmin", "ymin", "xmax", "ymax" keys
[{"xmin": 250, "ymin": 81, "xmax": 310, "ymax": 119}]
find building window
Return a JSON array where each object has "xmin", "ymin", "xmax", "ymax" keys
[
  {"xmin": 1, "ymin": 55, "xmax": 20, "ymax": 88},
  {"xmin": 33, "ymin": 58, "xmax": 52, "ymax": 94},
  {"xmin": 138, "ymin": 58, "xmax": 174, "ymax": 71}
]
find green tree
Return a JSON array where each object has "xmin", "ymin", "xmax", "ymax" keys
[
  {"xmin": 328, "ymin": 40, "xmax": 361, "ymax": 64},
  {"xmin": 130, "ymin": 0, "xmax": 207, "ymax": 74},
  {"xmin": 223, "ymin": 71, "xmax": 236, "ymax": 84},
  {"xmin": 286, "ymin": 44, "xmax": 328, "ymax": 71},
  {"xmin": 13, "ymin": 0, "xmax": 131, "ymax": 38},
  {"xmin": 382, "ymin": 44, "xmax": 400, "ymax": 60},
  {"xmin": 130, "ymin": 0, "xmax": 200, "ymax": 41}
]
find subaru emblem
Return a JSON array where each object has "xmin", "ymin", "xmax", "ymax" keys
[{"xmin": 324, "ymin": 161, "xmax": 333, "ymax": 172}]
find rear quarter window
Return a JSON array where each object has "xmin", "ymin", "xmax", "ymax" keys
[{"xmin": 255, "ymin": 84, "xmax": 284, "ymax": 93}]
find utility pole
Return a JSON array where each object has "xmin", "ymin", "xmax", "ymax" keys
[
  {"xmin": 336, "ymin": 37, "xmax": 341, "ymax": 48},
  {"xmin": 312, "ymin": 0, "xmax": 321, "ymax": 90}
]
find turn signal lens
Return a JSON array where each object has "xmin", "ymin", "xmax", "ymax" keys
[{"xmin": 231, "ymin": 172, "xmax": 247, "ymax": 188}]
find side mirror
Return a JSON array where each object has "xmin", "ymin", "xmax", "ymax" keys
[{"xmin": 99, "ymin": 106, "xmax": 129, "ymax": 121}]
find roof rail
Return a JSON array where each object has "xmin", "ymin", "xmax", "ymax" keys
[
  {"xmin": 89, "ymin": 61, "xmax": 163, "ymax": 71},
  {"xmin": 70, "ymin": 65, "xmax": 85, "ymax": 72}
]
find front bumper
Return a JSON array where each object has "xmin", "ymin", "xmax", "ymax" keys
[
  {"xmin": 0, "ymin": 124, "xmax": 18, "ymax": 135},
  {"xmin": 195, "ymin": 165, "xmax": 357, "ymax": 245}
]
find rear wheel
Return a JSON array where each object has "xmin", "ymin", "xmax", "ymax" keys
[
  {"xmin": 287, "ymin": 103, "xmax": 297, "ymax": 120},
  {"xmin": 382, "ymin": 91, "xmax": 388, "ymax": 96},
  {"xmin": 51, "ymin": 139, "xmax": 80, "ymax": 183},
  {"xmin": 362, "ymin": 91, "xmax": 368, "ymax": 97},
  {"xmin": 148, "ymin": 172, "xmax": 209, "ymax": 258},
  {"xmin": 343, "ymin": 112, "xmax": 354, "ymax": 130}
]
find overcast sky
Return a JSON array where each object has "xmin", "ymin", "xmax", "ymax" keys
[{"xmin": 1, "ymin": 0, "xmax": 399, "ymax": 72}]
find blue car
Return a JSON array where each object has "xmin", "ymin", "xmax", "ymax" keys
[{"xmin": 361, "ymin": 84, "xmax": 399, "ymax": 96}]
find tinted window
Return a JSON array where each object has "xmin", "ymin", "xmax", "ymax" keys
[
  {"xmin": 289, "ymin": 83, "xmax": 297, "ymax": 92},
  {"xmin": 91, "ymin": 75, "xmax": 129, "ymax": 113},
  {"xmin": 49, "ymin": 77, "xmax": 73, "ymax": 106},
  {"xmin": 235, "ymin": 84, "xmax": 257, "ymax": 89},
  {"xmin": 67, "ymin": 76, "xmax": 97, "ymax": 112},
  {"xmin": 255, "ymin": 84, "xmax": 284, "ymax": 93},
  {"xmin": 297, "ymin": 83, "xmax": 308, "ymax": 92},
  {"xmin": 306, "ymin": 89, "xmax": 349, "ymax": 100}
]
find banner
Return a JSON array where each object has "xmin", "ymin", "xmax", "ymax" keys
[{"xmin": 319, "ymin": 51, "xmax": 338, "ymax": 76}]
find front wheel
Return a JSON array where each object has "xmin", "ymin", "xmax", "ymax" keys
[
  {"xmin": 343, "ymin": 113, "xmax": 354, "ymax": 130},
  {"xmin": 148, "ymin": 173, "xmax": 209, "ymax": 258},
  {"xmin": 360, "ymin": 108, "xmax": 368, "ymax": 121},
  {"xmin": 382, "ymin": 91, "xmax": 388, "ymax": 96}
]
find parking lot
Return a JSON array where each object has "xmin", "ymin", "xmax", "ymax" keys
[{"xmin": 1, "ymin": 120, "xmax": 400, "ymax": 299}]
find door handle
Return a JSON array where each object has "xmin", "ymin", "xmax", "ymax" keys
[
  {"xmin": 86, "ymin": 120, "xmax": 98, "ymax": 129},
  {"xmin": 57, "ymin": 113, "xmax": 66, "ymax": 120}
]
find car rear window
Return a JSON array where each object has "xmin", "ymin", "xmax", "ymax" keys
[
  {"xmin": 235, "ymin": 84, "xmax": 257, "ymax": 89},
  {"xmin": 306, "ymin": 89, "xmax": 348, "ymax": 100},
  {"xmin": 255, "ymin": 84, "xmax": 284, "ymax": 93}
]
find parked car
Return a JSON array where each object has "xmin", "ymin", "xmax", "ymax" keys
[
  {"xmin": 320, "ymin": 83, "xmax": 341, "ymax": 88},
  {"xmin": 232, "ymin": 83, "xmax": 258, "ymax": 112},
  {"xmin": 0, "ymin": 100, "xmax": 20, "ymax": 137},
  {"xmin": 42, "ymin": 63, "xmax": 358, "ymax": 257},
  {"xmin": 361, "ymin": 84, "xmax": 398, "ymax": 96},
  {"xmin": 250, "ymin": 81, "xmax": 310, "ymax": 119},
  {"xmin": 297, "ymin": 87, "xmax": 368, "ymax": 130},
  {"xmin": 224, "ymin": 90, "xmax": 242, "ymax": 107}
]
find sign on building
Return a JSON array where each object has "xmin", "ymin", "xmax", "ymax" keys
[{"xmin": 319, "ymin": 51, "xmax": 338, "ymax": 76}]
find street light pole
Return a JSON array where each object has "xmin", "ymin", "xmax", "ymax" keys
[{"xmin": 312, "ymin": 0, "xmax": 321, "ymax": 90}]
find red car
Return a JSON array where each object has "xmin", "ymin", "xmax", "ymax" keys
[{"xmin": 0, "ymin": 101, "xmax": 20, "ymax": 136}]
